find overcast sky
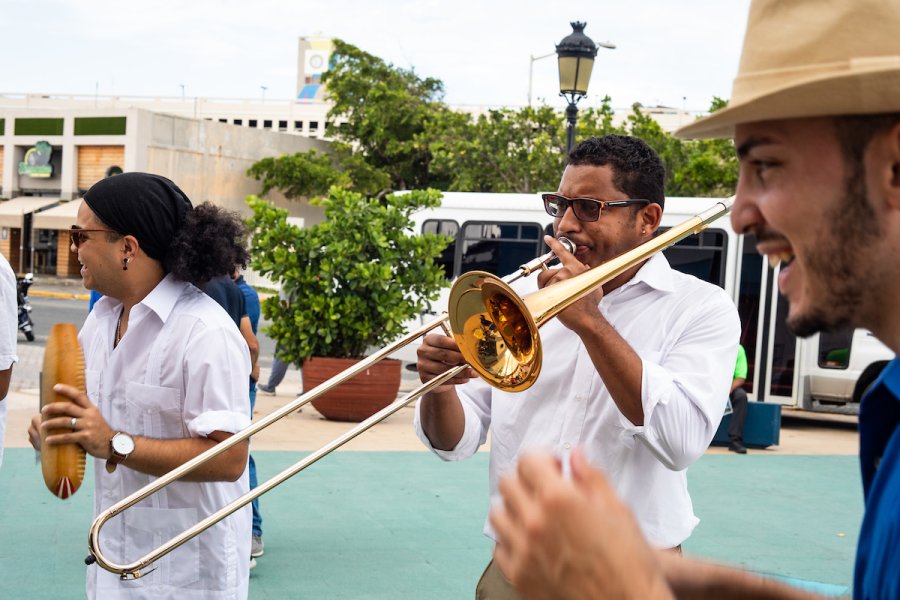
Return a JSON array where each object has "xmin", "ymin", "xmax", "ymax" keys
[{"xmin": 1, "ymin": 0, "xmax": 751, "ymax": 113}]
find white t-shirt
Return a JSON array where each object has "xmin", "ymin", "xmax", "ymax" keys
[
  {"xmin": 82, "ymin": 274, "xmax": 251, "ymax": 600},
  {"xmin": 0, "ymin": 253, "xmax": 19, "ymax": 469},
  {"xmin": 415, "ymin": 253, "xmax": 741, "ymax": 548}
]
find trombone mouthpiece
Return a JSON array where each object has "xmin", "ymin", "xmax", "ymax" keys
[{"xmin": 557, "ymin": 237, "xmax": 575, "ymax": 254}]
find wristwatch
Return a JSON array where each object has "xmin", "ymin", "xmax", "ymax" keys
[{"xmin": 106, "ymin": 432, "xmax": 135, "ymax": 473}]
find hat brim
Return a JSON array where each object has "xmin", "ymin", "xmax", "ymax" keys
[{"xmin": 676, "ymin": 67, "xmax": 900, "ymax": 139}]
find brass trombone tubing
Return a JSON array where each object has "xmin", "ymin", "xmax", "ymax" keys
[
  {"xmin": 526, "ymin": 197, "xmax": 734, "ymax": 325},
  {"xmin": 86, "ymin": 240, "xmax": 572, "ymax": 579}
]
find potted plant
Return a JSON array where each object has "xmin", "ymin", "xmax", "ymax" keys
[{"xmin": 246, "ymin": 187, "xmax": 450, "ymax": 421}]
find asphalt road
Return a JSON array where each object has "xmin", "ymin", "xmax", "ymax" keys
[{"xmin": 11, "ymin": 293, "xmax": 278, "ymax": 392}]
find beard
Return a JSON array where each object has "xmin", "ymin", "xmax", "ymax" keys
[{"xmin": 786, "ymin": 161, "xmax": 881, "ymax": 337}]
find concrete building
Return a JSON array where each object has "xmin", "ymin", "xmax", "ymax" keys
[{"xmin": 0, "ymin": 107, "xmax": 327, "ymax": 276}]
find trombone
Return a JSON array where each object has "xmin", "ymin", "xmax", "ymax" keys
[{"xmin": 86, "ymin": 197, "xmax": 733, "ymax": 579}]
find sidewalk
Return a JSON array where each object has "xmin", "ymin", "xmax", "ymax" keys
[
  {"xmin": 26, "ymin": 275, "xmax": 90, "ymax": 300},
  {"xmin": 2, "ymin": 353, "xmax": 862, "ymax": 598}
]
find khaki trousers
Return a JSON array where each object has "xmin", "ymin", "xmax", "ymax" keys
[
  {"xmin": 475, "ymin": 560, "xmax": 520, "ymax": 600},
  {"xmin": 474, "ymin": 546, "xmax": 682, "ymax": 599}
]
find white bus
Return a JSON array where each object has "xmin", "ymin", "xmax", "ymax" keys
[{"xmin": 401, "ymin": 192, "xmax": 894, "ymax": 415}]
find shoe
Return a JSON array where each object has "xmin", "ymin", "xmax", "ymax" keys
[
  {"xmin": 249, "ymin": 557, "xmax": 257, "ymax": 570},
  {"xmin": 728, "ymin": 440, "xmax": 748, "ymax": 454},
  {"xmin": 257, "ymin": 384, "xmax": 276, "ymax": 395},
  {"xmin": 251, "ymin": 534, "xmax": 265, "ymax": 558}
]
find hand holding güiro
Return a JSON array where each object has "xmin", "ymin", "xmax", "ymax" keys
[
  {"xmin": 29, "ymin": 323, "xmax": 115, "ymax": 498},
  {"xmin": 31, "ymin": 324, "xmax": 88, "ymax": 499}
]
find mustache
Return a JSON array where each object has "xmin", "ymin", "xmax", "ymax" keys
[{"xmin": 749, "ymin": 227, "xmax": 789, "ymax": 245}]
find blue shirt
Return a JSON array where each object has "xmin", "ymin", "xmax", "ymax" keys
[
  {"xmin": 855, "ymin": 357, "xmax": 900, "ymax": 599},
  {"xmin": 234, "ymin": 276, "xmax": 261, "ymax": 393},
  {"xmin": 234, "ymin": 276, "xmax": 260, "ymax": 334}
]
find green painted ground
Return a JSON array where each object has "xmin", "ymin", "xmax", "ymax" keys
[{"xmin": 0, "ymin": 450, "xmax": 861, "ymax": 598}]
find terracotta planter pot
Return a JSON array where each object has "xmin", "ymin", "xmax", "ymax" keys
[{"xmin": 303, "ymin": 357, "xmax": 402, "ymax": 422}]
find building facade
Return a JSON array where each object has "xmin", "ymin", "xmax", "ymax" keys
[{"xmin": 0, "ymin": 107, "xmax": 328, "ymax": 276}]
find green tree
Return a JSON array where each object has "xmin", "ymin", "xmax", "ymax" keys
[
  {"xmin": 246, "ymin": 188, "xmax": 450, "ymax": 364},
  {"xmin": 322, "ymin": 39, "xmax": 450, "ymax": 191},
  {"xmin": 670, "ymin": 97, "xmax": 738, "ymax": 197},
  {"xmin": 430, "ymin": 104, "xmax": 566, "ymax": 193},
  {"xmin": 428, "ymin": 96, "xmax": 631, "ymax": 194}
]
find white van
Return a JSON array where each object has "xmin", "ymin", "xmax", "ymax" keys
[{"xmin": 398, "ymin": 192, "xmax": 893, "ymax": 415}]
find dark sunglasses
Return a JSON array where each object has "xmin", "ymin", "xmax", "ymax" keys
[
  {"xmin": 541, "ymin": 193, "xmax": 651, "ymax": 222},
  {"xmin": 69, "ymin": 226, "xmax": 118, "ymax": 249}
]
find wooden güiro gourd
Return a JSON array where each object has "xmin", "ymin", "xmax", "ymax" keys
[{"xmin": 40, "ymin": 323, "xmax": 87, "ymax": 499}]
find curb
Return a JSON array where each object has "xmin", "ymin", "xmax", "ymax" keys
[{"xmin": 30, "ymin": 290, "xmax": 90, "ymax": 300}]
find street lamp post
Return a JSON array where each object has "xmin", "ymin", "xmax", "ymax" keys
[{"xmin": 556, "ymin": 22, "xmax": 615, "ymax": 152}]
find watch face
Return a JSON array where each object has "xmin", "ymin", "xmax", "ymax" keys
[{"xmin": 113, "ymin": 433, "xmax": 135, "ymax": 455}]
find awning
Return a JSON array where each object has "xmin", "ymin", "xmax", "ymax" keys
[
  {"xmin": 32, "ymin": 199, "xmax": 83, "ymax": 230},
  {"xmin": 0, "ymin": 197, "xmax": 60, "ymax": 229}
]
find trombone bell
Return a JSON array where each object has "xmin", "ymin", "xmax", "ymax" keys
[{"xmin": 448, "ymin": 272, "xmax": 541, "ymax": 392}]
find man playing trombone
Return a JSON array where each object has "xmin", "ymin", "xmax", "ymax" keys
[
  {"xmin": 414, "ymin": 134, "xmax": 741, "ymax": 598},
  {"xmin": 488, "ymin": 0, "xmax": 900, "ymax": 597},
  {"xmin": 28, "ymin": 173, "xmax": 253, "ymax": 599}
]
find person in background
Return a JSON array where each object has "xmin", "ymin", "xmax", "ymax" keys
[
  {"xmin": 256, "ymin": 289, "xmax": 291, "ymax": 396},
  {"xmin": 89, "ymin": 289, "xmax": 103, "ymax": 312},
  {"xmin": 203, "ymin": 272, "xmax": 261, "ymax": 569},
  {"xmin": 489, "ymin": 0, "xmax": 900, "ymax": 597},
  {"xmin": 728, "ymin": 344, "xmax": 749, "ymax": 454},
  {"xmin": 232, "ymin": 268, "xmax": 266, "ymax": 563},
  {"xmin": 255, "ymin": 352, "xmax": 287, "ymax": 395},
  {"xmin": 0, "ymin": 252, "xmax": 18, "ymax": 469}
]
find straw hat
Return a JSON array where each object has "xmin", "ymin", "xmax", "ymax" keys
[{"xmin": 677, "ymin": 0, "xmax": 900, "ymax": 139}]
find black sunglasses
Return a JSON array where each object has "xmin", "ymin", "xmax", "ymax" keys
[
  {"xmin": 69, "ymin": 226, "xmax": 118, "ymax": 249},
  {"xmin": 541, "ymin": 193, "xmax": 651, "ymax": 222}
]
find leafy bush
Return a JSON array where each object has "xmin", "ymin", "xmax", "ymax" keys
[{"xmin": 246, "ymin": 187, "xmax": 451, "ymax": 364}]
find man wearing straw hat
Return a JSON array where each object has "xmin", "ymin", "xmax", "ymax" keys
[{"xmin": 489, "ymin": 0, "xmax": 900, "ymax": 598}]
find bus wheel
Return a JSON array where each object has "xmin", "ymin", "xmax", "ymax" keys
[{"xmin": 852, "ymin": 361, "xmax": 890, "ymax": 404}]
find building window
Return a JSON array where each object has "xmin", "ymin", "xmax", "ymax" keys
[
  {"xmin": 249, "ymin": 120, "xmax": 258, "ymax": 128},
  {"xmin": 294, "ymin": 120, "xmax": 303, "ymax": 130},
  {"xmin": 234, "ymin": 119, "xmax": 243, "ymax": 126},
  {"xmin": 263, "ymin": 120, "xmax": 273, "ymax": 129},
  {"xmin": 278, "ymin": 120, "xmax": 288, "ymax": 131},
  {"xmin": 309, "ymin": 121, "xmax": 319, "ymax": 131},
  {"xmin": 218, "ymin": 118, "xmax": 227, "ymax": 123},
  {"xmin": 15, "ymin": 118, "xmax": 65, "ymax": 136},
  {"xmin": 73, "ymin": 117, "xmax": 127, "ymax": 136}
]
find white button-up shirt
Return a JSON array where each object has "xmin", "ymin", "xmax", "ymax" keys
[
  {"xmin": 0, "ymin": 253, "xmax": 18, "ymax": 468},
  {"xmin": 82, "ymin": 274, "xmax": 252, "ymax": 600},
  {"xmin": 415, "ymin": 253, "xmax": 740, "ymax": 548}
]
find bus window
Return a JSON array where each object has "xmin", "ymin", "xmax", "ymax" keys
[
  {"xmin": 737, "ymin": 235, "xmax": 763, "ymax": 394},
  {"xmin": 769, "ymin": 291, "xmax": 798, "ymax": 398},
  {"xmin": 818, "ymin": 329, "xmax": 853, "ymax": 369},
  {"xmin": 422, "ymin": 219, "xmax": 459, "ymax": 279},
  {"xmin": 457, "ymin": 221, "xmax": 543, "ymax": 276},
  {"xmin": 661, "ymin": 228, "xmax": 728, "ymax": 288}
]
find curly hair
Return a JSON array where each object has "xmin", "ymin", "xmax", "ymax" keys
[
  {"xmin": 165, "ymin": 203, "xmax": 250, "ymax": 287},
  {"xmin": 566, "ymin": 135, "xmax": 666, "ymax": 210}
]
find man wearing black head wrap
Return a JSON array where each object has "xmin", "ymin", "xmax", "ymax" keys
[
  {"xmin": 29, "ymin": 172, "xmax": 254, "ymax": 599},
  {"xmin": 83, "ymin": 172, "xmax": 192, "ymax": 263}
]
